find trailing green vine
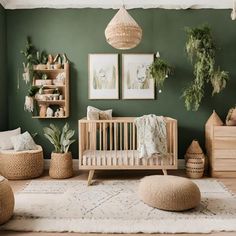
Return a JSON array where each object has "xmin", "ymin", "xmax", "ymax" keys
[
  {"xmin": 148, "ymin": 56, "xmax": 173, "ymax": 89},
  {"xmin": 182, "ymin": 25, "xmax": 229, "ymax": 111}
]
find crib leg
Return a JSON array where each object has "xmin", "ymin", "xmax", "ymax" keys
[
  {"xmin": 88, "ymin": 170, "xmax": 95, "ymax": 186},
  {"xmin": 162, "ymin": 169, "xmax": 168, "ymax": 175}
]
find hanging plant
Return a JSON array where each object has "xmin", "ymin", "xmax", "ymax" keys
[
  {"xmin": 24, "ymin": 86, "xmax": 40, "ymax": 112},
  {"xmin": 182, "ymin": 25, "xmax": 229, "ymax": 111},
  {"xmin": 148, "ymin": 56, "xmax": 173, "ymax": 89}
]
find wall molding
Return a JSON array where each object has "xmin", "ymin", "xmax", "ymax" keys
[
  {"xmin": 44, "ymin": 159, "xmax": 185, "ymax": 170},
  {"xmin": 0, "ymin": 0, "xmax": 7, "ymax": 8},
  {"xmin": 1, "ymin": 0, "xmax": 234, "ymax": 10}
]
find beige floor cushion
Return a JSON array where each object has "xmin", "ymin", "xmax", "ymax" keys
[{"xmin": 139, "ymin": 175, "xmax": 201, "ymax": 211}]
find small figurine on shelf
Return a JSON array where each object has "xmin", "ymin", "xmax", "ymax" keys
[
  {"xmin": 54, "ymin": 109, "xmax": 60, "ymax": 118},
  {"xmin": 59, "ymin": 107, "xmax": 64, "ymax": 117},
  {"xmin": 47, "ymin": 54, "xmax": 53, "ymax": 69},
  {"xmin": 46, "ymin": 107, "xmax": 53, "ymax": 118},
  {"xmin": 62, "ymin": 53, "xmax": 69, "ymax": 65},
  {"xmin": 54, "ymin": 72, "xmax": 66, "ymax": 85},
  {"xmin": 53, "ymin": 54, "xmax": 62, "ymax": 69},
  {"xmin": 39, "ymin": 104, "xmax": 47, "ymax": 118}
]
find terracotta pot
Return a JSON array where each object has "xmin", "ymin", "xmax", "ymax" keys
[{"xmin": 49, "ymin": 152, "xmax": 73, "ymax": 179}]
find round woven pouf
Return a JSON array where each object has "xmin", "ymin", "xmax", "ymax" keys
[
  {"xmin": 0, "ymin": 145, "xmax": 44, "ymax": 180},
  {"xmin": 139, "ymin": 175, "xmax": 201, "ymax": 211},
  {"xmin": 0, "ymin": 176, "xmax": 14, "ymax": 225}
]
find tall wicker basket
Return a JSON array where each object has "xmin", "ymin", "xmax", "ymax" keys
[
  {"xmin": 49, "ymin": 152, "xmax": 73, "ymax": 179},
  {"xmin": 0, "ymin": 176, "xmax": 14, "ymax": 225},
  {"xmin": 0, "ymin": 145, "xmax": 44, "ymax": 180},
  {"xmin": 185, "ymin": 140, "xmax": 205, "ymax": 179}
]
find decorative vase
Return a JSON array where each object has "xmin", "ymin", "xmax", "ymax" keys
[
  {"xmin": 226, "ymin": 107, "xmax": 236, "ymax": 126},
  {"xmin": 185, "ymin": 140, "xmax": 205, "ymax": 178},
  {"xmin": 186, "ymin": 158, "xmax": 205, "ymax": 179},
  {"xmin": 49, "ymin": 152, "xmax": 73, "ymax": 179}
]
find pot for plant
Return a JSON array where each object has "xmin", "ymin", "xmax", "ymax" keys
[
  {"xmin": 35, "ymin": 80, "xmax": 52, "ymax": 86},
  {"xmin": 49, "ymin": 152, "xmax": 73, "ymax": 179}
]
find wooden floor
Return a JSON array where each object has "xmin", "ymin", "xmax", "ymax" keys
[{"xmin": 1, "ymin": 170, "xmax": 236, "ymax": 236}]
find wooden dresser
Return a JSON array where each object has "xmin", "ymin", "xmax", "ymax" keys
[{"xmin": 205, "ymin": 111, "xmax": 236, "ymax": 177}]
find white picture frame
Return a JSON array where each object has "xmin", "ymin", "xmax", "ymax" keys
[
  {"xmin": 122, "ymin": 54, "xmax": 155, "ymax": 100},
  {"xmin": 89, "ymin": 54, "xmax": 119, "ymax": 99}
]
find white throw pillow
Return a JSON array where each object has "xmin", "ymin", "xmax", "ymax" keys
[
  {"xmin": 87, "ymin": 106, "xmax": 112, "ymax": 120},
  {"xmin": 0, "ymin": 127, "xmax": 21, "ymax": 150},
  {"xmin": 11, "ymin": 131, "xmax": 37, "ymax": 151}
]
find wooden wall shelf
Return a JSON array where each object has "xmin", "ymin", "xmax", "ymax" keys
[{"xmin": 32, "ymin": 63, "xmax": 70, "ymax": 119}]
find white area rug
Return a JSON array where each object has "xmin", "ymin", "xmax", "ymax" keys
[{"xmin": 1, "ymin": 179, "xmax": 236, "ymax": 233}]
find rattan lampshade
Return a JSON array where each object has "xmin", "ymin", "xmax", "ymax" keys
[{"xmin": 105, "ymin": 6, "xmax": 142, "ymax": 50}]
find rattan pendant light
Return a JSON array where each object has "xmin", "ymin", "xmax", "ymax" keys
[{"xmin": 105, "ymin": 6, "xmax": 142, "ymax": 50}]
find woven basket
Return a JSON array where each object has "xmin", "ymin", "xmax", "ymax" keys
[
  {"xmin": 185, "ymin": 140, "xmax": 204, "ymax": 161},
  {"xmin": 49, "ymin": 152, "xmax": 73, "ymax": 179},
  {"xmin": 105, "ymin": 6, "xmax": 142, "ymax": 49},
  {"xmin": 0, "ymin": 145, "xmax": 44, "ymax": 180},
  {"xmin": 0, "ymin": 176, "xmax": 14, "ymax": 225},
  {"xmin": 186, "ymin": 158, "xmax": 204, "ymax": 179}
]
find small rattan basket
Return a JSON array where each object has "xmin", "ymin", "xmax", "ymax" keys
[
  {"xmin": 0, "ymin": 145, "xmax": 44, "ymax": 180},
  {"xmin": 0, "ymin": 176, "xmax": 14, "ymax": 225},
  {"xmin": 49, "ymin": 152, "xmax": 73, "ymax": 179},
  {"xmin": 186, "ymin": 158, "xmax": 205, "ymax": 179},
  {"xmin": 185, "ymin": 140, "xmax": 205, "ymax": 179}
]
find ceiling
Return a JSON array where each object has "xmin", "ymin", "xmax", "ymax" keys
[{"xmin": 0, "ymin": 0, "xmax": 234, "ymax": 10}]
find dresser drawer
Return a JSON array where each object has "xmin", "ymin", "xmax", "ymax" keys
[
  {"xmin": 214, "ymin": 150, "xmax": 236, "ymax": 159},
  {"xmin": 213, "ymin": 138, "xmax": 236, "ymax": 149},
  {"xmin": 213, "ymin": 158, "xmax": 236, "ymax": 171},
  {"xmin": 214, "ymin": 126, "xmax": 236, "ymax": 137}
]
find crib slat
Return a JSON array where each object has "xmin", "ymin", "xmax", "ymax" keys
[
  {"xmin": 110, "ymin": 122, "xmax": 113, "ymax": 150},
  {"xmin": 120, "ymin": 123, "xmax": 122, "ymax": 150}
]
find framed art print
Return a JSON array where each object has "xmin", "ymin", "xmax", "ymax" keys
[
  {"xmin": 89, "ymin": 54, "xmax": 119, "ymax": 99},
  {"xmin": 122, "ymin": 54, "xmax": 154, "ymax": 99}
]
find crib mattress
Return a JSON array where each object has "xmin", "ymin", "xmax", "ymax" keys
[{"xmin": 81, "ymin": 150, "xmax": 170, "ymax": 167}]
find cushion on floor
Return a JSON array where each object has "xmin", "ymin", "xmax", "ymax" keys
[{"xmin": 139, "ymin": 175, "xmax": 201, "ymax": 211}]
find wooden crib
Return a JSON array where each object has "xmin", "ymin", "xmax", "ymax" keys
[{"xmin": 78, "ymin": 117, "xmax": 178, "ymax": 185}]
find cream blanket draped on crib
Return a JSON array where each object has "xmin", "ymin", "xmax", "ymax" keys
[{"xmin": 134, "ymin": 115, "xmax": 167, "ymax": 159}]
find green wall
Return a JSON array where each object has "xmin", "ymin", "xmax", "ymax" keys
[
  {"xmin": 6, "ymin": 9, "xmax": 236, "ymax": 159},
  {"xmin": 0, "ymin": 5, "xmax": 7, "ymax": 130}
]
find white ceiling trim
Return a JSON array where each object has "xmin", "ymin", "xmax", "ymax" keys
[
  {"xmin": 1, "ymin": 0, "xmax": 234, "ymax": 10},
  {"xmin": 0, "ymin": 0, "xmax": 7, "ymax": 8}
]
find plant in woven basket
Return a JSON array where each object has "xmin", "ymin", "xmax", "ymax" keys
[
  {"xmin": 43, "ymin": 123, "xmax": 75, "ymax": 153},
  {"xmin": 182, "ymin": 25, "xmax": 229, "ymax": 111},
  {"xmin": 44, "ymin": 123, "xmax": 75, "ymax": 179},
  {"xmin": 148, "ymin": 57, "xmax": 173, "ymax": 89}
]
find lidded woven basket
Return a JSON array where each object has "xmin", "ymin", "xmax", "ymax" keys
[
  {"xmin": 185, "ymin": 140, "xmax": 205, "ymax": 179},
  {"xmin": 105, "ymin": 6, "xmax": 142, "ymax": 49}
]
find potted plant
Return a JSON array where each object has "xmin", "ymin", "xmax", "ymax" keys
[
  {"xmin": 35, "ymin": 73, "xmax": 52, "ymax": 86},
  {"xmin": 44, "ymin": 123, "xmax": 76, "ymax": 179},
  {"xmin": 148, "ymin": 56, "xmax": 172, "ymax": 90}
]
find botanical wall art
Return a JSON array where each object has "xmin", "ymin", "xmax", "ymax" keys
[
  {"xmin": 122, "ymin": 54, "xmax": 154, "ymax": 99},
  {"xmin": 182, "ymin": 25, "xmax": 229, "ymax": 111},
  {"xmin": 89, "ymin": 54, "xmax": 119, "ymax": 99}
]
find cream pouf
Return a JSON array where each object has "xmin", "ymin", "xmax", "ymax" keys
[
  {"xmin": 0, "ymin": 176, "xmax": 14, "ymax": 224},
  {"xmin": 139, "ymin": 175, "xmax": 201, "ymax": 211}
]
